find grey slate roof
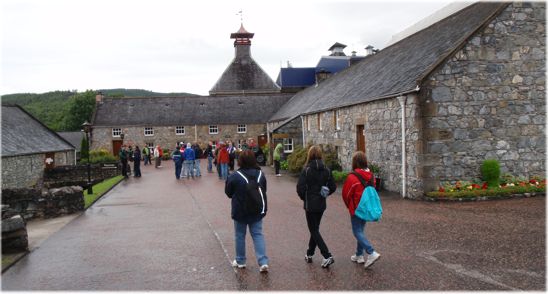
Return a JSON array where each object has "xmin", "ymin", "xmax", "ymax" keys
[
  {"xmin": 92, "ymin": 94, "xmax": 293, "ymax": 127},
  {"xmin": 2, "ymin": 105, "xmax": 75, "ymax": 157},
  {"xmin": 57, "ymin": 132, "xmax": 84, "ymax": 151},
  {"xmin": 269, "ymin": 2, "xmax": 508, "ymax": 123}
]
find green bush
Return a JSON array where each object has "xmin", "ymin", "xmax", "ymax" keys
[
  {"xmin": 80, "ymin": 149, "xmax": 117, "ymax": 164},
  {"xmin": 280, "ymin": 160, "xmax": 288, "ymax": 170},
  {"xmin": 287, "ymin": 146, "xmax": 307, "ymax": 173},
  {"xmin": 481, "ymin": 159, "xmax": 500, "ymax": 187},
  {"xmin": 369, "ymin": 163, "xmax": 381, "ymax": 176},
  {"xmin": 426, "ymin": 184, "xmax": 544, "ymax": 198},
  {"xmin": 322, "ymin": 145, "xmax": 341, "ymax": 171},
  {"xmin": 332, "ymin": 170, "xmax": 349, "ymax": 183}
]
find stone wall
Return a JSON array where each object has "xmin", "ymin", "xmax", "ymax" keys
[
  {"xmin": 1, "ymin": 186, "xmax": 85, "ymax": 220},
  {"xmin": 270, "ymin": 117, "xmax": 303, "ymax": 157},
  {"xmin": 43, "ymin": 163, "xmax": 121, "ymax": 188},
  {"xmin": 91, "ymin": 123, "xmax": 267, "ymax": 152},
  {"xmin": 303, "ymin": 96, "xmax": 422, "ymax": 195},
  {"xmin": 1, "ymin": 154, "xmax": 44, "ymax": 189},
  {"xmin": 420, "ymin": 2, "xmax": 546, "ymax": 193}
]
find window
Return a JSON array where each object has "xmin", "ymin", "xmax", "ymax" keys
[
  {"xmin": 283, "ymin": 138, "xmax": 294, "ymax": 153},
  {"xmin": 318, "ymin": 113, "xmax": 322, "ymax": 131},
  {"xmin": 237, "ymin": 124, "xmax": 247, "ymax": 133},
  {"xmin": 335, "ymin": 110, "xmax": 341, "ymax": 130},
  {"xmin": 209, "ymin": 125, "xmax": 218, "ymax": 134},
  {"xmin": 176, "ymin": 126, "xmax": 185, "ymax": 135},
  {"xmin": 144, "ymin": 127, "xmax": 154, "ymax": 136},
  {"xmin": 146, "ymin": 142, "xmax": 154, "ymax": 148},
  {"xmin": 112, "ymin": 128, "xmax": 122, "ymax": 137}
]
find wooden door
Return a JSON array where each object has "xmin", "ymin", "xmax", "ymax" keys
[
  {"xmin": 356, "ymin": 125, "xmax": 366, "ymax": 153},
  {"xmin": 112, "ymin": 140, "xmax": 122, "ymax": 157}
]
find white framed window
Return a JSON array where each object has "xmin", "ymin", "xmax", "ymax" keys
[
  {"xmin": 283, "ymin": 138, "xmax": 294, "ymax": 153},
  {"xmin": 176, "ymin": 126, "xmax": 185, "ymax": 135},
  {"xmin": 335, "ymin": 110, "xmax": 341, "ymax": 130},
  {"xmin": 144, "ymin": 127, "xmax": 154, "ymax": 136},
  {"xmin": 318, "ymin": 113, "xmax": 323, "ymax": 131},
  {"xmin": 237, "ymin": 124, "xmax": 247, "ymax": 133},
  {"xmin": 112, "ymin": 128, "xmax": 122, "ymax": 137},
  {"xmin": 209, "ymin": 125, "xmax": 218, "ymax": 134}
]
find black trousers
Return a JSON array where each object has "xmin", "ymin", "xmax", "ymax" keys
[
  {"xmin": 121, "ymin": 159, "xmax": 128, "ymax": 177},
  {"xmin": 274, "ymin": 160, "xmax": 280, "ymax": 174},
  {"xmin": 305, "ymin": 211, "xmax": 331, "ymax": 258},
  {"xmin": 134, "ymin": 160, "xmax": 141, "ymax": 177}
]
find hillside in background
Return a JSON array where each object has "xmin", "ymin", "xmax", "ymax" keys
[{"xmin": 1, "ymin": 89, "xmax": 199, "ymax": 131}]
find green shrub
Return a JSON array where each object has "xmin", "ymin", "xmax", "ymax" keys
[
  {"xmin": 287, "ymin": 146, "xmax": 307, "ymax": 173},
  {"xmin": 80, "ymin": 149, "xmax": 117, "ymax": 164},
  {"xmin": 426, "ymin": 184, "xmax": 543, "ymax": 198},
  {"xmin": 481, "ymin": 159, "xmax": 500, "ymax": 187},
  {"xmin": 322, "ymin": 145, "xmax": 341, "ymax": 171},
  {"xmin": 369, "ymin": 163, "xmax": 381, "ymax": 176},
  {"xmin": 332, "ymin": 170, "xmax": 349, "ymax": 183},
  {"xmin": 280, "ymin": 160, "xmax": 288, "ymax": 170},
  {"xmin": 80, "ymin": 136, "xmax": 89, "ymax": 159}
]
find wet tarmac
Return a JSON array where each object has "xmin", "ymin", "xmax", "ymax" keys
[{"xmin": 2, "ymin": 160, "xmax": 545, "ymax": 290}]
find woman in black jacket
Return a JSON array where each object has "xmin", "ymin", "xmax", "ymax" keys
[
  {"xmin": 296, "ymin": 145, "xmax": 337, "ymax": 268},
  {"xmin": 225, "ymin": 150, "xmax": 269, "ymax": 273}
]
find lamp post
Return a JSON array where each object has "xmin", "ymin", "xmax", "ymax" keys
[{"xmin": 82, "ymin": 121, "xmax": 93, "ymax": 195}]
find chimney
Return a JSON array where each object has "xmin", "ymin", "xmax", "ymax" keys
[
  {"xmin": 95, "ymin": 91, "xmax": 104, "ymax": 104},
  {"xmin": 315, "ymin": 68, "xmax": 331, "ymax": 84},
  {"xmin": 365, "ymin": 45, "xmax": 374, "ymax": 56},
  {"xmin": 230, "ymin": 23, "xmax": 254, "ymax": 59},
  {"xmin": 328, "ymin": 42, "xmax": 347, "ymax": 56}
]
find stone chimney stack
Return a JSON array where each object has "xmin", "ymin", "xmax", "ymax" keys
[{"xmin": 95, "ymin": 91, "xmax": 104, "ymax": 104}]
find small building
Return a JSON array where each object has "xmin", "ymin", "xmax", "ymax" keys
[
  {"xmin": 2, "ymin": 105, "xmax": 76, "ymax": 189},
  {"xmin": 268, "ymin": 2, "xmax": 545, "ymax": 198},
  {"xmin": 57, "ymin": 132, "xmax": 84, "ymax": 160}
]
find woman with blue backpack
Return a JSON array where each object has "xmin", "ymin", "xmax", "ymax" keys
[{"xmin": 342, "ymin": 151, "xmax": 381, "ymax": 269}]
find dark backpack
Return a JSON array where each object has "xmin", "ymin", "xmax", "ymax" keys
[
  {"xmin": 194, "ymin": 146, "xmax": 203, "ymax": 158},
  {"xmin": 236, "ymin": 170, "xmax": 267, "ymax": 216}
]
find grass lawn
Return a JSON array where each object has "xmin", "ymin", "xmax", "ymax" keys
[{"xmin": 84, "ymin": 175, "xmax": 124, "ymax": 208}]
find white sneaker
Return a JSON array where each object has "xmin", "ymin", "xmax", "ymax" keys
[
  {"xmin": 321, "ymin": 256, "xmax": 334, "ymax": 268},
  {"xmin": 350, "ymin": 255, "xmax": 365, "ymax": 263},
  {"xmin": 364, "ymin": 251, "xmax": 380, "ymax": 269},
  {"xmin": 276, "ymin": 174, "xmax": 282, "ymax": 177},
  {"xmin": 259, "ymin": 264, "xmax": 269, "ymax": 273},
  {"xmin": 231, "ymin": 260, "xmax": 246, "ymax": 268}
]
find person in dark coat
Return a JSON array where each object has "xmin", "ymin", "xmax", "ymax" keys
[
  {"xmin": 133, "ymin": 146, "xmax": 142, "ymax": 177},
  {"xmin": 296, "ymin": 145, "xmax": 337, "ymax": 268},
  {"xmin": 119, "ymin": 145, "xmax": 128, "ymax": 178},
  {"xmin": 205, "ymin": 142, "xmax": 214, "ymax": 173},
  {"xmin": 225, "ymin": 150, "xmax": 269, "ymax": 272},
  {"xmin": 172, "ymin": 146, "xmax": 183, "ymax": 179}
]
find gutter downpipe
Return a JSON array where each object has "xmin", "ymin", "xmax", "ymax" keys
[
  {"xmin": 300, "ymin": 115, "xmax": 306, "ymax": 148},
  {"xmin": 194, "ymin": 124, "xmax": 197, "ymax": 143},
  {"xmin": 397, "ymin": 95, "xmax": 407, "ymax": 199}
]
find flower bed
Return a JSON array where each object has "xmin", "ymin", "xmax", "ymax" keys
[{"xmin": 426, "ymin": 177, "xmax": 546, "ymax": 201}]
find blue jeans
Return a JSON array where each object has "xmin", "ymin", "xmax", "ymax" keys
[
  {"xmin": 185, "ymin": 160, "xmax": 195, "ymax": 178},
  {"xmin": 234, "ymin": 219, "xmax": 268, "ymax": 266},
  {"xmin": 207, "ymin": 156, "xmax": 213, "ymax": 172},
  {"xmin": 351, "ymin": 215, "xmax": 374, "ymax": 256},
  {"xmin": 194, "ymin": 159, "xmax": 201, "ymax": 176},
  {"xmin": 221, "ymin": 163, "xmax": 228, "ymax": 179}
]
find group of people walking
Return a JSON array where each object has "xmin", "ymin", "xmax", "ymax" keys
[
  {"xmin": 119, "ymin": 144, "xmax": 165, "ymax": 178},
  {"xmin": 171, "ymin": 142, "xmax": 203, "ymax": 179},
  {"xmin": 225, "ymin": 145, "xmax": 380, "ymax": 273}
]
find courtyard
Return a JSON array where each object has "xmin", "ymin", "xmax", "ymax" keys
[{"xmin": 1, "ymin": 161, "xmax": 545, "ymax": 291}]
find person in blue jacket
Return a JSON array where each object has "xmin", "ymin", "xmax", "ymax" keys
[
  {"xmin": 183, "ymin": 142, "xmax": 196, "ymax": 179},
  {"xmin": 225, "ymin": 149, "xmax": 269, "ymax": 273},
  {"xmin": 172, "ymin": 145, "xmax": 183, "ymax": 179}
]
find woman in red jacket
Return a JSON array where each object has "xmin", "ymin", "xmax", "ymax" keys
[
  {"xmin": 218, "ymin": 142, "xmax": 230, "ymax": 180},
  {"xmin": 341, "ymin": 151, "xmax": 381, "ymax": 269}
]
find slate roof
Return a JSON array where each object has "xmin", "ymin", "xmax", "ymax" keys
[
  {"xmin": 209, "ymin": 57, "xmax": 281, "ymax": 95},
  {"xmin": 276, "ymin": 67, "xmax": 316, "ymax": 88},
  {"xmin": 2, "ymin": 105, "xmax": 75, "ymax": 157},
  {"xmin": 315, "ymin": 56, "xmax": 354, "ymax": 73},
  {"xmin": 269, "ymin": 2, "xmax": 508, "ymax": 123},
  {"xmin": 92, "ymin": 94, "xmax": 293, "ymax": 127},
  {"xmin": 57, "ymin": 132, "xmax": 84, "ymax": 151}
]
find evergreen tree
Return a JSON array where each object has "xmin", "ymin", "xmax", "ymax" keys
[{"xmin": 80, "ymin": 135, "xmax": 89, "ymax": 161}]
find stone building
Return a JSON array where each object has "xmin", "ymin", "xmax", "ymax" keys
[
  {"xmin": 268, "ymin": 2, "xmax": 545, "ymax": 198},
  {"xmin": 2, "ymin": 105, "xmax": 76, "ymax": 189},
  {"xmin": 91, "ymin": 24, "xmax": 292, "ymax": 155}
]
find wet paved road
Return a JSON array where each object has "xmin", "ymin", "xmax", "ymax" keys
[{"xmin": 2, "ymin": 161, "xmax": 545, "ymax": 290}]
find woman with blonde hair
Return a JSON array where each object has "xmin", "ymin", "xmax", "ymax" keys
[
  {"xmin": 342, "ymin": 151, "xmax": 380, "ymax": 269},
  {"xmin": 296, "ymin": 145, "xmax": 337, "ymax": 268}
]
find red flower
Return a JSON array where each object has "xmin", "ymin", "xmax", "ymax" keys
[
  {"xmin": 481, "ymin": 182, "xmax": 488, "ymax": 190},
  {"xmin": 529, "ymin": 179, "xmax": 537, "ymax": 184},
  {"xmin": 438, "ymin": 186, "xmax": 445, "ymax": 193},
  {"xmin": 519, "ymin": 182, "xmax": 527, "ymax": 187},
  {"xmin": 472, "ymin": 184, "xmax": 481, "ymax": 189}
]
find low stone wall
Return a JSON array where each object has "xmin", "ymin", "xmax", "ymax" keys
[
  {"xmin": 44, "ymin": 163, "xmax": 120, "ymax": 188},
  {"xmin": 1, "ymin": 186, "xmax": 85, "ymax": 220}
]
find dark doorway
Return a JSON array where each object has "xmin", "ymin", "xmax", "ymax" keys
[
  {"xmin": 356, "ymin": 125, "xmax": 366, "ymax": 153},
  {"xmin": 45, "ymin": 152, "xmax": 55, "ymax": 169}
]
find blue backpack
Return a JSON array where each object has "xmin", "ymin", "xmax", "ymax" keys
[{"xmin": 352, "ymin": 172, "xmax": 382, "ymax": 222}]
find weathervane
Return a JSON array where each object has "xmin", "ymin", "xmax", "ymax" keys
[{"xmin": 236, "ymin": 9, "xmax": 243, "ymax": 23}]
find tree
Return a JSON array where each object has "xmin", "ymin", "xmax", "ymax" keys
[
  {"xmin": 80, "ymin": 135, "xmax": 89, "ymax": 161},
  {"xmin": 62, "ymin": 90, "xmax": 96, "ymax": 131}
]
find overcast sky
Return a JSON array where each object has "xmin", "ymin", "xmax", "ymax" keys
[{"xmin": 1, "ymin": 0, "xmax": 454, "ymax": 96}]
